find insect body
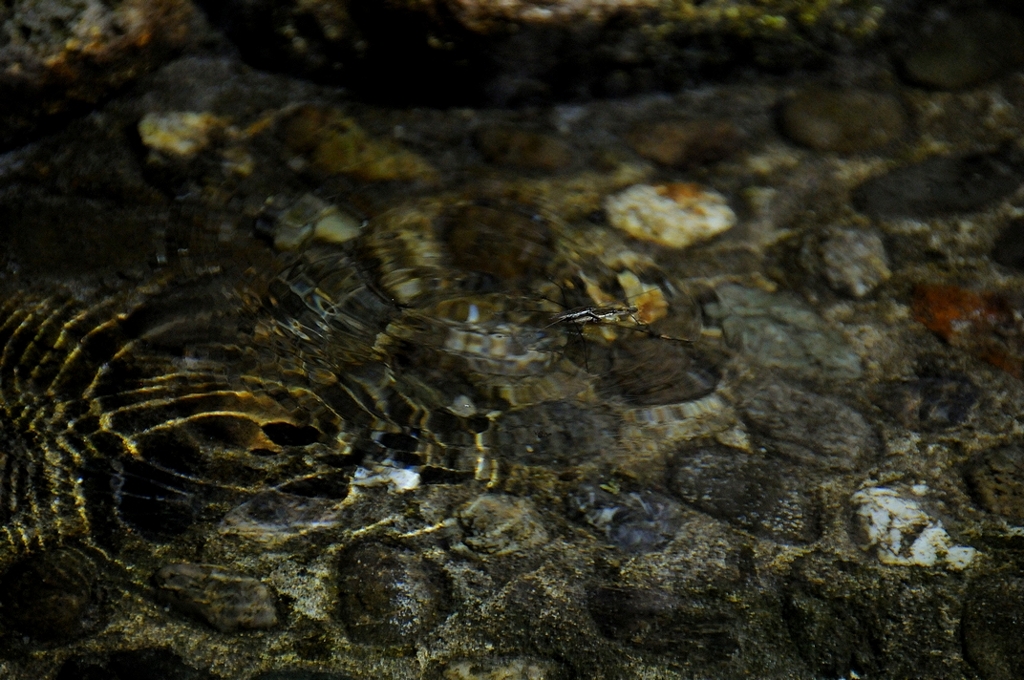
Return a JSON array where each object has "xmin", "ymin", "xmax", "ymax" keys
[{"xmin": 548, "ymin": 304, "xmax": 641, "ymax": 328}]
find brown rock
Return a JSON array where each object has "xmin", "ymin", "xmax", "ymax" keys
[
  {"xmin": 780, "ymin": 89, "xmax": 906, "ymax": 154},
  {"xmin": 474, "ymin": 126, "xmax": 572, "ymax": 170},
  {"xmin": 0, "ymin": 0, "xmax": 195, "ymax": 148},
  {"xmin": 625, "ymin": 120, "xmax": 741, "ymax": 167}
]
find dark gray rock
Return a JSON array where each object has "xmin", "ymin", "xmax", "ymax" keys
[
  {"xmin": 852, "ymin": 148, "xmax": 1024, "ymax": 219},
  {"xmin": 704, "ymin": 285, "xmax": 862, "ymax": 378},
  {"xmin": 736, "ymin": 379, "xmax": 876, "ymax": 471},
  {"xmin": 671, "ymin": 443, "xmax": 821, "ymax": 543}
]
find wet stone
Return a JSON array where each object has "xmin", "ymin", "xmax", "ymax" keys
[
  {"xmin": 991, "ymin": 218, "xmax": 1024, "ymax": 271},
  {"xmin": 966, "ymin": 445, "xmax": 1024, "ymax": 522},
  {"xmin": 153, "ymin": 563, "xmax": 279, "ymax": 633},
  {"xmin": 780, "ymin": 89, "xmax": 906, "ymax": 154},
  {"xmin": 736, "ymin": 379, "xmax": 875, "ymax": 471},
  {"xmin": 704, "ymin": 284, "xmax": 863, "ymax": 378},
  {"xmin": 852, "ymin": 148, "xmax": 1024, "ymax": 219},
  {"xmin": 336, "ymin": 543, "xmax": 449, "ymax": 645},
  {"xmin": 962, "ymin": 574, "xmax": 1024, "ymax": 680},
  {"xmin": 489, "ymin": 401, "xmax": 619, "ymax": 467},
  {"xmin": 605, "ymin": 183, "xmax": 736, "ymax": 250},
  {"xmin": 219, "ymin": 489, "xmax": 345, "ymax": 538},
  {"xmin": 901, "ymin": 9, "xmax": 1024, "ymax": 90},
  {"xmin": 815, "ymin": 227, "xmax": 891, "ymax": 298},
  {"xmin": 851, "ymin": 486, "xmax": 976, "ymax": 569},
  {"xmin": 670, "ymin": 443, "xmax": 820, "ymax": 543},
  {"xmin": 0, "ymin": 546, "xmax": 105, "ymax": 640},
  {"xmin": 886, "ymin": 375, "xmax": 978, "ymax": 431},
  {"xmin": 443, "ymin": 657, "xmax": 563, "ymax": 680},
  {"xmin": 587, "ymin": 585, "xmax": 737, "ymax": 660},
  {"xmin": 457, "ymin": 494, "xmax": 550, "ymax": 556},
  {"xmin": 474, "ymin": 126, "xmax": 572, "ymax": 170},
  {"xmin": 568, "ymin": 484, "xmax": 683, "ymax": 553},
  {"xmin": 593, "ymin": 336, "xmax": 718, "ymax": 405},
  {"xmin": 625, "ymin": 119, "xmax": 741, "ymax": 167}
]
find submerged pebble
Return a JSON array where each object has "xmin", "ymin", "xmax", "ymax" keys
[
  {"xmin": 587, "ymin": 585, "xmax": 737, "ymax": 659},
  {"xmin": 153, "ymin": 563, "xmax": 279, "ymax": 632},
  {"xmin": 737, "ymin": 379, "xmax": 874, "ymax": 471},
  {"xmin": 853, "ymin": 149, "xmax": 1024, "ymax": 219},
  {"xmin": 886, "ymin": 375, "xmax": 978, "ymax": 430},
  {"xmin": 705, "ymin": 284, "xmax": 863, "ymax": 378},
  {"xmin": 281, "ymin": 105, "xmax": 437, "ymax": 182},
  {"xmin": 780, "ymin": 89, "xmax": 906, "ymax": 153},
  {"xmin": 671, "ymin": 443, "xmax": 820, "ymax": 543},
  {"xmin": 568, "ymin": 484, "xmax": 683, "ymax": 553},
  {"xmin": 605, "ymin": 183, "xmax": 736, "ymax": 249},
  {"xmin": 901, "ymin": 9, "xmax": 1024, "ymax": 90},
  {"xmin": 219, "ymin": 489, "xmax": 345, "ymax": 538},
  {"xmin": 457, "ymin": 494, "xmax": 550, "ymax": 556},
  {"xmin": 912, "ymin": 284, "xmax": 1024, "ymax": 379},
  {"xmin": 992, "ymin": 218, "xmax": 1024, "ymax": 271},
  {"xmin": 336, "ymin": 543, "xmax": 449, "ymax": 645},
  {"xmin": 138, "ymin": 111, "xmax": 227, "ymax": 158},
  {"xmin": 625, "ymin": 119, "xmax": 741, "ymax": 167},
  {"xmin": 56, "ymin": 648, "xmax": 215, "ymax": 680}
]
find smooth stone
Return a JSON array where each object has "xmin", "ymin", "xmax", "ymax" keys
[
  {"xmin": 853, "ymin": 148, "xmax": 1024, "ymax": 219},
  {"xmin": 625, "ymin": 119, "xmax": 741, "ymax": 167},
  {"xmin": 153, "ymin": 563, "xmax": 279, "ymax": 632},
  {"xmin": 780, "ymin": 89, "xmax": 906, "ymax": 153},
  {"xmin": 336, "ymin": 543, "xmax": 449, "ymax": 645},
  {"xmin": 671, "ymin": 443, "xmax": 820, "ymax": 543},
  {"xmin": 736, "ymin": 379, "xmax": 875, "ymax": 471},
  {"xmin": 704, "ymin": 284, "xmax": 863, "ymax": 378},
  {"xmin": 902, "ymin": 10, "xmax": 1024, "ymax": 90}
]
